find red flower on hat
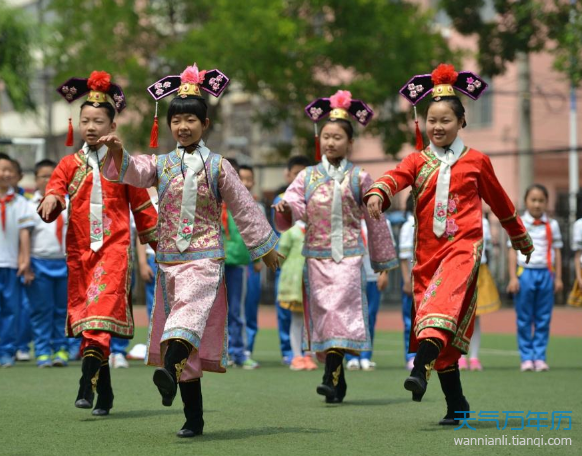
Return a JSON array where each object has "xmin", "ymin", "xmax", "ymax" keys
[
  {"xmin": 181, "ymin": 63, "xmax": 207, "ymax": 85},
  {"xmin": 431, "ymin": 64, "xmax": 458, "ymax": 85},
  {"xmin": 329, "ymin": 90, "xmax": 352, "ymax": 109},
  {"xmin": 87, "ymin": 71, "xmax": 111, "ymax": 92}
]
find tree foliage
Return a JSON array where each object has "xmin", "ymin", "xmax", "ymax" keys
[
  {"xmin": 46, "ymin": 0, "xmax": 452, "ymax": 156},
  {"xmin": 0, "ymin": 1, "xmax": 36, "ymax": 112},
  {"xmin": 440, "ymin": 0, "xmax": 582, "ymax": 87}
]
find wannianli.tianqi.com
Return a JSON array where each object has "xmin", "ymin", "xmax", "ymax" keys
[{"xmin": 453, "ymin": 436, "xmax": 573, "ymax": 447}]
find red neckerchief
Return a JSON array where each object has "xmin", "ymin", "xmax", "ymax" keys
[
  {"xmin": 55, "ymin": 213, "xmax": 65, "ymax": 248},
  {"xmin": 0, "ymin": 193, "xmax": 16, "ymax": 231},
  {"xmin": 532, "ymin": 218, "xmax": 553, "ymax": 272}
]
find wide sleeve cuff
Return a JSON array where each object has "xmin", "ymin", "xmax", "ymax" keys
[
  {"xmin": 138, "ymin": 226, "xmax": 158, "ymax": 244},
  {"xmin": 363, "ymin": 185, "xmax": 391, "ymax": 212},
  {"xmin": 102, "ymin": 149, "xmax": 130, "ymax": 183},
  {"xmin": 248, "ymin": 230, "xmax": 279, "ymax": 261},
  {"xmin": 39, "ymin": 192, "xmax": 66, "ymax": 223},
  {"xmin": 371, "ymin": 258, "xmax": 399, "ymax": 272},
  {"xmin": 510, "ymin": 232, "xmax": 535, "ymax": 255}
]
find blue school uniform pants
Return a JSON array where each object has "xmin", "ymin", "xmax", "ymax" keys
[
  {"xmin": 244, "ymin": 263, "xmax": 261, "ymax": 355},
  {"xmin": 145, "ymin": 254, "xmax": 158, "ymax": 321},
  {"xmin": 274, "ymin": 268, "xmax": 292, "ymax": 360},
  {"xmin": 226, "ymin": 265, "xmax": 247, "ymax": 364},
  {"xmin": 346, "ymin": 281, "xmax": 381, "ymax": 361},
  {"xmin": 401, "ymin": 289, "xmax": 415, "ymax": 362},
  {"xmin": 17, "ymin": 286, "xmax": 32, "ymax": 354},
  {"xmin": 25, "ymin": 258, "xmax": 68, "ymax": 357},
  {"xmin": 515, "ymin": 267, "xmax": 554, "ymax": 362},
  {"xmin": 0, "ymin": 268, "xmax": 22, "ymax": 357},
  {"xmin": 111, "ymin": 267, "xmax": 137, "ymax": 356}
]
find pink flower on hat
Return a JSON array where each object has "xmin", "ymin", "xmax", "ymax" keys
[
  {"xmin": 329, "ymin": 90, "xmax": 352, "ymax": 109},
  {"xmin": 180, "ymin": 63, "xmax": 207, "ymax": 85}
]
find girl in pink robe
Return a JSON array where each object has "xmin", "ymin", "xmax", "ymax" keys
[
  {"xmin": 274, "ymin": 90, "xmax": 398, "ymax": 404},
  {"xmin": 104, "ymin": 64, "xmax": 280, "ymax": 438}
]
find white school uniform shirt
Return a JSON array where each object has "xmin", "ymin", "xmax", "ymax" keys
[
  {"xmin": 29, "ymin": 191, "xmax": 67, "ymax": 260},
  {"xmin": 362, "ymin": 217, "xmax": 393, "ymax": 282},
  {"xmin": 571, "ymin": 219, "xmax": 582, "ymax": 265},
  {"xmin": 0, "ymin": 188, "xmax": 36, "ymax": 269},
  {"xmin": 399, "ymin": 213, "xmax": 415, "ymax": 276},
  {"xmin": 144, "ymin": 190, "xmax": 159, "ymax": 257},
  {"xmin": 481, "ymin": 217, "xmax": 491, "ymax": 265},
  {"xmin": 508, "ymin": 211, "xmax": 563, "ymax": 269}
]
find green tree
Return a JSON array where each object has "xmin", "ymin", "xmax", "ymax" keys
[
  {"xmin": 0, "ymin": 1, "xmax": 36, "ymax": 112},
  {"xmin": 46, "ymin": 0, "xmax": 452, "ymax": 155},
  {"xmin": 439, "ymin": 0, "xmax": 547, "ymax": 76},
  {"xmin": 546, "ymin": 0, "xmax": 582, "ymax": 88}
]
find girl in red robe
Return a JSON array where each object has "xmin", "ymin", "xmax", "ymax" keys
[
  {"xmin": 365, "ymin": 64, "xmax": 534, "ymax": 425},
  {"xmin": 38, "ymin": 72, "xmax": 158, "ymax": 416}
]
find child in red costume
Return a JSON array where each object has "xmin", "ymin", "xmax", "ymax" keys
[
  {"xmin": 38, "ymin": 71, "xmax": 158, "ymax": 416},
  {"xmin": 365, "ymin": 64, "xmax": 534, "ymax": 425}
]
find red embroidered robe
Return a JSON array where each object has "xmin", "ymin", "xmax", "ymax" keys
[
  {"xmin": 43, "ymin": 150, "xmax": 158, "ymax": 338},
  {"xmin": 364, "ymin": 147, "xmax": 533, "ymax": 368}
]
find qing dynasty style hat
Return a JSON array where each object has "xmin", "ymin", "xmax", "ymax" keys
[{"xmin": 56, "ymin": 71, "xmax": 126, "ymax": 146}]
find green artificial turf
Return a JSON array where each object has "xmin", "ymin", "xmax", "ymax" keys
[{"xmin": 0, "ymin": 329, "xmax": 579, "ymax": 456}]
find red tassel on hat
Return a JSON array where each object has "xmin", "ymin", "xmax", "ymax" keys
[
  {"xmin": 314, "ymin": 123, "xmax": 321, "ymax": 162},
  {"xmin": 414, "ymin": 106, "xmax": 423, "ymax": 151},
  {"xmin": 149, "ymin": 102, "xmax": 159, "ymax": 148},
  {"xmin": 65, "ymin": 117, "xmax": 74, "ymax": 147}
]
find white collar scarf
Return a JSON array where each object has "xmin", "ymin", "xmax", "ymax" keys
[
  {"xmin": 83, "ymin": 143, "xmax": 108, "ymax": 252},
  {"xmin": 322, "ymin": 155, "xmax": 347, "ymax": 262},
  {"xmin": 175, "ymin": 140, "xmax": 210, "ymax": 252},
  {"xmin": 430, "ymin": 136, "xmax": 465, "ymax": 238}
]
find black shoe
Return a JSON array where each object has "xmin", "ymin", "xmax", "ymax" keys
[
  {"xmin": 403, "ymin": 339, "xmax": 441, "ymax": 402},
  {"xmin": 153, "ymin": 368, "xmax": 177, "ymax": 407},
  {"xmin": 176, "ymin": 380, "xmax": 204, "ymax": 438},
  {"xmin": 154, "ymin": 340, "xmax": 192, "ymax": 407},
  {"xmin": 325, "ymin": 362, "xmax": 347, "ymax": 403},
  {"xmin": 75, "ymin": 347, "xmax": 103, "ymax": 409},
  {"xmin": 439, "ymin": 397, "xmax": 470, "ymax": 426},
  {"xmin": 317, "ymin": 350, "xmax": 344, "ymax": 402},
  {"xmin": 92, "ymin": 363, "xmax": 114, "ymax": 416},
  {"xmin": 437, "ymin": 362, "xmax": 470, "ymax": 425}
]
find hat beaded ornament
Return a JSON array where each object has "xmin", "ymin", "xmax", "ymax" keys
[
  {"xmin": 146, "ymin": 63, "xmax": 230, "ymax": 148},
  {"xmin": 304, "ymin": 90, "xmax": 374, "ymax": 161},
  {"xmin": 56, "ymin": 71, "xmax": 126, "ymax": 146},
  {"xmin": 399, "ymin": 63, "xmax": 488, "ymax": 151}
]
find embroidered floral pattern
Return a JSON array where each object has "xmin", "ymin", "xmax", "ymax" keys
[
  {"xmin": 445, "ymin": 193, "xmax": 460, "ymax": 241},
  {"xmin": 90, "ymin": 219, "xmax": 103, "ymax": 242},
  {"xmin": 102, "ymin": 213, "xmax": 112, "ymax": 236},
  {"xmin": 87, "ymin": 262, "xmax": 107, "ymax": 305},
  {"xmin": 310, "ymin": 107, "xmax": 323, "ymax": 120},
  {"xmin": 422, "ymin": 278, "xmax": 442, "ymax": 304}
]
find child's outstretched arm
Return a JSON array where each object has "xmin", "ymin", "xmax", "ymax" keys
[
  {"xmin": 38, "ymin": 159, "xmax": 72, "ymax": 223},
  {"xmin": 101, "ymin": 134, "xmax": 157, "ymax": 188},
  {"xmin": 272, "ymin": 169, "xmax": 308, "ymax": 233},
  {"xmin": 478, "ymin": 154, "xmax": 533, "ymax": 262},
  {"xmin": 364, "ymin": 153, "xmax": 416, "ymax": 219},
  {"xmin": 361, "ymin": 171, "xmax": 398, "ymax": 273}
]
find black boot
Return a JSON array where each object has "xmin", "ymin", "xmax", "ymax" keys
[
  {"xmin": 92, "ymin": 361, "xmax": 114, "ymax": 416},
  {"xmin": 75, "ymin": 346, "xmax": 103, "ymax": 409},
  {"xmin": 404, "ymin": 338, "xmax": 441, "ymax": 402},
  {"xmin": 153, "ymin": 339, "xmax": 192, "ymax": 407},
  {"xmin": 176, "ymin": 380, "xmax": 204, "ymax": 438},
  {"xmin": 316, "ymin": 350, "xmax": 344, "ymax": 402},
  {"xmin": 437, "ymin": 363, "xmax": 470, "ymax": 425},
  {"xmin": 326, "ymin": 361, "xmax": 347, "ymax": 404}
]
